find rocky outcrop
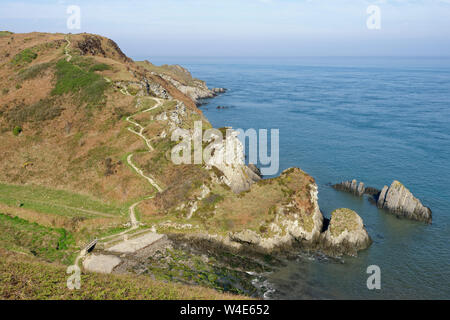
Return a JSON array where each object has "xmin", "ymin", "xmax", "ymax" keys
[
  {"xmin": 320, "ymin": 208, "xmax": 372, "ymax": 256},
  {"xmin": 159, "ymin": 73, "xmax": 226, "ymax": 105},
  {"xmin": 377, "ymin": 181, "xmax": 432, "ymax": 223},
  {"xmin": 333, "ymin": 179, "xmax": 365, "ymax": 196},
  {"xmin": 230, "ymin": 230, "xmax": 261, "ymax": 245},
  {"xmin": 205, "ymin": 129, "xmax": 261, "ymax": 193},
  {"xmin": 248, "ymin": 163, "xmax": 262, "ymax": 178}
]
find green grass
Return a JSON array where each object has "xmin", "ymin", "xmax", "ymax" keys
[
  {"xmin": 11, "ymin": 48, "xmax": 37, "ymax": 66},
  {"xmin": 52, "ymin": 59, "xmax": 109, "ymax": 107},
  {"xmin": 89, "ymin": 63, "xmax": 111, "ymax": 72},
  {"xmin": 0, "ymin": 214, "xmax": 75, "ymax": 264},
  {"xmin": 0, "ymin": 183, "xmax": 128, "ymax": 218}
]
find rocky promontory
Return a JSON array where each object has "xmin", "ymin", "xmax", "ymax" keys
[
  {"xmin": 377, "ymin": 181, "xmax": 432, "ymax": 223},
  {"xmin": 320, "ymin": 208, "xmax": 372, "ymax": 256}
]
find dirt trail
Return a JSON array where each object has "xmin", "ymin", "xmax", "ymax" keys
[
  {"xmin": 75, "ymin": 96, "xmax": 166, "ymax": 267},
  {"xmin": 64, "ymin": 36, "xmax": 72, "ymax": 62},
  {"xmin": 125, "ymin": 98, "xmax": 164, "ymax": 192}
]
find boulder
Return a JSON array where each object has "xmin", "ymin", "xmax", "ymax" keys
[
  {"xmin": 377, "ymin": 180, "xmax": 432, "ymax": 223},
  {"xmin": 320, "ymin": 208, "xmax": 372, "ymax": 256}
]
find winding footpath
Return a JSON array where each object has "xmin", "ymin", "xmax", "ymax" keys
[
  {"xmin": 64, "ymin": 36, "xmax": 72, "ymax": 62},
  {"xmin": 70, "ymin": 67, "xmax": 166, "ymax": 266}
]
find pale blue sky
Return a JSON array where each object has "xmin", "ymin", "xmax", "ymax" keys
[{"xmin": 1, "ymin": 0, "xmax": 450, "ymax": 57}]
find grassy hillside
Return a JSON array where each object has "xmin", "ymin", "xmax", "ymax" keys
[
  {"xmin": 0, "ymin": 213, "xmax": 75, "ymax": 264},
  {"xmin": 0, "ymin": 249, "xmax": 246, "ymax": 300},
  {"xmin": 0, "ymin": 32, "xmax": 319, "ymax": 299}
]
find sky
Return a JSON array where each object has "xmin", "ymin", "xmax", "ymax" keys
[{"xmin": 1, "ymin": 0, "xmax": 450, "ymax": 58}]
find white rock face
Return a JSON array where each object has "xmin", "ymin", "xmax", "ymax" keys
[
  {"xmin": 377, "ymin": 180, "xmax": 432, "ymax": 223},
  {"xmin": 205, "ymin": 129, "xmax": 260, "ymax": 193},
  {"xmin": 83, "ymin": 254, "xmax": 122, "ymax": 274},
  {"xmin": 228, "ymin": 178, "xmax": 324, "ymax": 252},
  {"xmin": 159, "ymin": 72, "xmax": 223, "ymax": 104},
  {"xmin": 230, "ymin": 230, "xmax": 261, "ymax": 245},
  {"xmin": 280, "ymin": 183, "xmax": 323, "ymax": 242}
]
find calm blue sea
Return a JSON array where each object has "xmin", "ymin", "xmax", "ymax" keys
[{"xmin": 146, "ymin": 56, "xmax": 450, "ymax": 299}]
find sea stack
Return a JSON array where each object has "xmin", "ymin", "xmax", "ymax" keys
[
  {"xmin": 320, "ymin": 208, "xmax": 372, "ymax": 256},
  {"xmin": 377, "ymin": 181, "xmax": 432, "ymax": 223}
]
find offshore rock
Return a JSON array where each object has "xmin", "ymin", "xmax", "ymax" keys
[
  {"xmin": 320, "ymin": 208, "xmax": 372, "ymax": 256},
  {"xmin": 333, "ymin": 179, "xmax": 365, "ymax": 196},
  {"xmin": 377, "ymin": 181, "xmax": 432, "ymax": 223}
]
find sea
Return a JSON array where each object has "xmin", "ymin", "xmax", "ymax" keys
[{"xmin": 144, "ymin": 56, "xmax": 450, "ymax": 299}]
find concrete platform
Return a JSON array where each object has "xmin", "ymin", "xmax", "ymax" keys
[{"xmin": 106, "ymin": 232, "xmax": 165, "ymax": 253}]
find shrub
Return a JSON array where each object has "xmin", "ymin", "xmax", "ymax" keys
[
  {"xmin": 2, "ymin": 88, "xmax": 9, "ymax": 95},
  {"xmin": 12, "ymin": 126, "xmax": 22, "ymax": 136},
  {"xmin": 11, "ymin": 48, "xmax": 38, "ymax": 66}
]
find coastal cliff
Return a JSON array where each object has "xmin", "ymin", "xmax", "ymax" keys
[{"xmin": 0, "ymin": 31, "xmax": 371, "ymax": 298}]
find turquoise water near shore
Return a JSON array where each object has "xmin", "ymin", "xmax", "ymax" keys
[{"xmin": 148, "ymin": 56, "xmax": 450, "ymax": 299}]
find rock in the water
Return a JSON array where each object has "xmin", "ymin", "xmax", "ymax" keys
[
  {"xmin": 377, "ymin": 180, "xmax": 432, "ymax": 223},
  {"xmin": 333, "ymin": 179, "xmax": 365, "ymax": 196},
  {"xmin": 320, "ymin": 208, "xmax": 372, "ymax": 256},
  {"xmin": 212, "ymin": 87, "xmax": 227, "ymax": 94}
]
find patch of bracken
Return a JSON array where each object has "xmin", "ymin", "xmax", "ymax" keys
[{"xmin": 76, "ymin": 35, "xmax": 106, "ymax": 57}]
